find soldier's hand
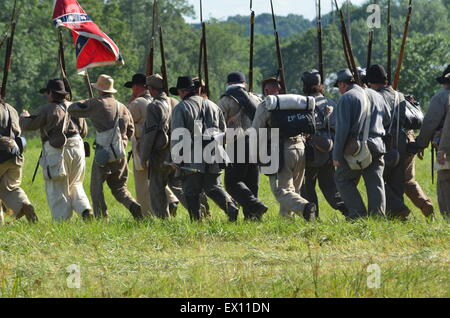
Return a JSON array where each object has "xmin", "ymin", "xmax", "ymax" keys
[
  {"xmin": 437, "ymin": 151, "xmax": 446, "ymax": 165},
  {"xmin": 417, "ymin": 150, "xmax": 425, "ymax": 160},
  {"xmin": 333, "ymin": 160, "xmax": 341, "ymax": 167},
  {"xmin": 21, "ymin": 110, "xmax": 30, "ymax": 117}
]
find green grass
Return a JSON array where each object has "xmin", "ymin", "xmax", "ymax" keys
[{"xmin": 0, "ymin": 139, "xmax": 448, "ymax": 298}]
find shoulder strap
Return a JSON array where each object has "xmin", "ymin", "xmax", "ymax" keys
[{"xmin": 361, "ymin": 90, "xmax": 372, "ymax": 143}]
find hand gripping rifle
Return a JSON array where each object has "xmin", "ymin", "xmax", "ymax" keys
[
  {"xmin": 316, "ymin": 0, "xmax": 324, "ymax": 82},
  {"xmin": 249, "ymin": 0, "xmax": 255, "ymax": 92},
  {"xmin": 146, "ymin": 0, "xmax": 158, "ymax": 76},
  {"xmin": 270, "ymin": 0, "xmax": 287, "ymax": 94},
  {"xmin": 334, "ymin": 0, "xmax": 362, "ymax": 86},
  {"xmin": 1, "ymin": 0, "xmax": 19, "ymax": 101},
  {"xmin": 393, "ymin": 0, "xmax": 413, "ymax": 90}
]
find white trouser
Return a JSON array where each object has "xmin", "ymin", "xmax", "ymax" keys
[{"xmin": 43, "ymin": 136, "xmax": 91, "ymax": 221}]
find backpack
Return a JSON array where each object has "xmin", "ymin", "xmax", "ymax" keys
[
  {"xmin": 0, "ymin": 105, "xmax": 22, "ymax": 164},
  {"xmin": 268, "ymin": 95, "xmax": 316, "ymax": 138},
  {"xmin": 403, "ymin": 96, "xmax": 424, "ymax": 130},
  {"xmin": 94, "ymin": 102, "xmax": 125, "ymax": 167}
]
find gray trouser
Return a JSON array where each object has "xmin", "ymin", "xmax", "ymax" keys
[
  {"xmin": 269, "ymin": 140, "xmax": 309, "ymax": 217},
  {"xmin": 91, "ymin": 158, "xmax": 138, "ymax": 217},
  {"xmin": 335, "ymin": 153, "xmax": 386, "ymax": 219},
  {"xmin": 148, "ymin": 166, "xmax": 170, "ymax": 219},
  {"xmin": 437, "ymin": 170, "xmax": 450, "ymax": 219}
]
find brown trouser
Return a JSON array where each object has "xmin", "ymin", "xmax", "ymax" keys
[
  {"xmin": 91, "ymin": 158, "xmax": 138, "ymax": 217},
  {"xmin": 0, "ymin": 158, "xmax": 30, "ymax": 217},
  {"xmin": 437, "ymin": 170, "xmax": 450, "ymax": 219},
  {"xmin": 404, "ymin": 154, "xmax": 433, "ymax": 215},
  {"xmin": 269, "ymin": 138, "xmax": 309, "ymax": 218}
]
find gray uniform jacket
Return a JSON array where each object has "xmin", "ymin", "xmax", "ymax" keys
[
  {"xmin": 141, "ymin": 92, "xmax": 173, "ymax": 166},
  {"xmin": 313, "ymin": 93, "xmax": 337, "ymax": 138},
  {"xmin": 333, "ymin": 85, "xmax": 391, "ymax": 162},
  {"xmin": 171, "ymin": 94, "xmax": 227, "ymax": 174},
  {"xmin": 416, "ymin": 89, "xmax": 450, "ymax": 148}
]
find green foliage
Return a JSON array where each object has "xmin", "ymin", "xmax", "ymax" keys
[{"xmin": 0, "ymin": 0, "xmax": 448, "ymax": 108}]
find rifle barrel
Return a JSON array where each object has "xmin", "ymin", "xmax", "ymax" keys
[
  {"xmin": 366, "ymin": 30, "xmax": 373, "ymax": 70},
  {"xmin": 159, "ymin": 25, "xmax": 169, "ymax": 95},
  {"xmin": 146, "ymin": 0, "xmax": 157, "ymax": 76},
  {"xmin": 387, "ymin": 0, "xmax": 392, "ymax": 84},
  {"xmin": 249, "ymin": 10, "xmax": 255, "ymax": 92},
  {"xmin": 1, "ymin": 0, "xmax": 19, "ymax": 101},
  {"xmin": 58, "ymin": 29, "xmax": 73, "ymax": 101},
  {"xmin": 393, "ymin": 0, "xmax": 413, "ymax": 90},
  {"xmin": 271, "ymin": 0, "xmax": 287, "ymax": 94},
  {"xmin": 202, "ymin": 22, "xmax": 210, "ymax": 97},
  {"xmin": 317, "ymin": 0, "xmax": 324, "ymax": 81}
]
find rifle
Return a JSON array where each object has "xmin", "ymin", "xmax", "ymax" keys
[
  {"xmin": 316, "ymin": 0, "xmax": 324, "ymax": 81},
  {"xmin": 249, "ymin": 0, "xmax": 255, "ymax": 92},
  {"xmin": 1, "ymin": 0, "xmax": 19, "ymax": 101},
  {"xmin": 164, "ymin": 162, "xmax": 201, "ymax": 174},
  {"xmin": 334, "ymin": 0, "xmax": 362, "ymax": 86},
  {"xmin": 159, "ymin": 25, "xmax": 169, "ymax": 95},
  {"xmin": 366, "ymin": 29, "xmax": 373, "ymax": 70},
  {"xmin": 0, "ymin": 33, "xmax": 8, "ymax": 53},
  {"xmin": 200, "ymin": 0, "xmax": 210, "ymax": 97},
  {"xmin": 387, "ymin": 0, "xmax": 392, "ymax": 84},
  {"xmin": 270, "ymin": 0, "xmax": 287, "ymax": 94},
  {"xmin": 57, "ymin": 28, "xmax": 73, "ymax": 101},
  {"xmin": 32, "ymin": 151, "xmax": 42, "ymax": 184},
  {"xmin": 431, "ymin": 145, "xmax": 435, "ymax": 184},
  {"xmin": 393, "ymin": 0, "xmax": 413, "ymax": 90},
  {"xmin": 146, "ymin": 0, "xmax": 157, "ymax": 76}
]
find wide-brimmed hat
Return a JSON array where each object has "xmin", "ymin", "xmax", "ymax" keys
[
  {"xmin": 92, "ymin": 74, "xmax": 117, "ymax": 94},
  {"xmin": 124, "ymin": 73, "xmax": 147, "ymax": 88},
  {"xmin": 367, "ymin": 64, "xmax": 387, "ymax": 84},
  {"xmin": 436, "ymin": 64, "xmax": 450, "ymax": 84},
  {"xmin": 39, "ymin": 79, "xmax": 69, "ymax": 95},
  {"xmin": 169, "ymin": 76, "xmax": 196, "ymax": 96},
  {"xmin": 301, "ymin": 70, "xmax": 322, "ymax": 86},
  {"xmin": 147, "ymin": 74, "xmax": 164, "ymax": 90},
  {"xmin": 261, "ymin": 77, "xmax": 280, "ymax": 88},
  {"xmin": 334, "ymin": 69, "xmax": 355, "ymax": 87}
]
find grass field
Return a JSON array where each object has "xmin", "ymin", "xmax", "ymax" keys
[{"xmin": 0, "ymin": 138, "xmax": 448, "ymax": 298}]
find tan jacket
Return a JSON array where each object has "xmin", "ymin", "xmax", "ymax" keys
[
  {"xmin": 217, "ymin": 91, "xmax": 262, "ymax": 130},
  {"xmin": 68, "ymin": 95, "xmax": 134, "ymax": 143},
  {"xmin": 20, "ymin": 100, "xmax": 88, "ymax": 148},
  {"xmin": 417, "ymin": 89, "xmax": 450, "ymax": 148},
  {"xmin": 128, "ymin": 91, "xmax": 152, "ymax": 141},
  {"xmin": 0, "ymin": 103, "xmax": 21, "ymax": 137}
]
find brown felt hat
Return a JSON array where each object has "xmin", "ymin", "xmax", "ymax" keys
[
  {"xmin": 146, "ymin": 74, "xmax": 164, "ymax": 90},
  {"xmin": 39, "ymin": 79, "xmax": 69, "ymax": 95}
]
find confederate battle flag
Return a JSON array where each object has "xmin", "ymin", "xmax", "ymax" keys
[{"xmin": 52, "ymin": 0, "xmax": 124, "ymax": 72}]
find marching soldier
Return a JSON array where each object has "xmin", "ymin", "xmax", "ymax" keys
[
  {"xmin": 68, "ymin": 74, "xmax": 143, "ymax": 221},
  {"xmin": 333, "ymin": 69, "xmax": 391, "ymax": 220},
  {"xmin": 366, "ymin": 64, "xmax": 410, "ymax": 220},
  {"xmin": 217, "ymin": 72, "xmax": 268, "ymax": 220},
  {"xmin": 125, "ymin": 73, "xmax": 179, "ymax": 217},
  {"xmin": 252, "ymin": 77, "xmax": 317, "ymax": 220},
  {"xmin": 20, "ymin": 79, "xmax": 90, "ymax": 221},
  {"xmin": 299, "ymin": 70, "xmax": 348, "ymax": 218},
  {"xmin": 413, "ymin": 65, "xmax": 450, "ymax": 220},
  {"xmin": 0, "ymin": 90, "xmax": 37, "ymax": 223},
  {"xmin": 170, "ymin": 76, "xmax": 239, "ymax": 221},
  {"xmin": 140, "ymin": 74, "xmax": 176, "ymax": 219}
]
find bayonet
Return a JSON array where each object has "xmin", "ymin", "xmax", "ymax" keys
[
  {"xmin": 249, "ymin": 0, "xmax": 255, "ymax": 92},
  {"xmin": 317, "ymin": 0, "xmax": 324, "ymax": 82}
]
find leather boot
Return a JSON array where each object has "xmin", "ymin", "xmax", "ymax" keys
[
  {"xmin": 129, "ymin": 202, "xmax": 144, "ymax": 221},
  {"xmin": 185, "ymin": 195, "xmax": 201, "ymax": 221},
  {"xmin": 17, "ymin": 203, "xmax": 38, "ymax": 223}
]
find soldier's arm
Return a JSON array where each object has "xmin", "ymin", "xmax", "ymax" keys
[
  {"xmin": 140, "ymin": 104, "xmax": 161, "ymax": 164},
  {"xmin": 78, "ymin": 118, "xmax": 88, "ymax": 138},
  {"xmin": 128, "ymin": 99, "xmax": 143, "ymax": 125},
  {"xmin": 123, "ymin": 106, "xmax": 135, "ymax": 141},
  {"xmin": 8, "ymin": 105, "xmax": 22, "ymax": 137},
  {"xmin": 67, "ymin": 98, "xmax": 96, "ymax": 118},
  {"xmin": 217, "ymin": 96, "xmax": 231, "ymax": 123},
  {"xmin": 170, "ymin": 104, "xmax": 186, "ymax": 164},
  {"xmin": 19, "ymin": 104, "xmax": 47, "ymax": 131},
  {"xmin": 438, "ymin": 107, "xmax": 450, "ymax": 154},
  {"xmin": 416, "ymin": 94, "xmax": 446, "ymax": 148},
  {"xmin": 332, "ymin": 96, "xmax": 351, "ymax": 163}
]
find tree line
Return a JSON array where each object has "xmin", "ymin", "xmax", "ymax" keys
[{"xmin": 0, "ymin": 0, "xmax": 448, "ymax": 111}]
